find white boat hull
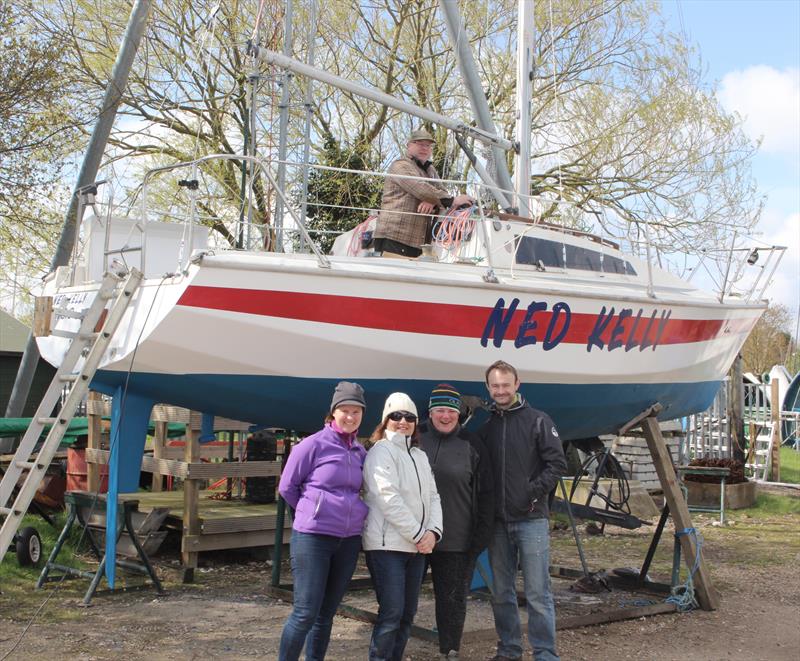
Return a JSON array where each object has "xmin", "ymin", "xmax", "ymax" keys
[{"xmin": 39, "ymin": 251, "xmax": 763, "ymax": 439}]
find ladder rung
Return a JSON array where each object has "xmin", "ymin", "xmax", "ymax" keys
[
  {"xmin": 15, "ymin": 461, "xmax": 41, "ymax": 470},
  {"xmin": 37, "ymin": 417, "xmax": 63, "ymax": 425},
  {"xmin": 50, "ymin": 329, "xmax": 99, "ymax": 341},
  {"xmin": 58, "ymin": 374, "xmax": 80, "ymax": 383},
  {"xmin": 0, "ymin": 506, "xmax": 18, "ymax": 517}
]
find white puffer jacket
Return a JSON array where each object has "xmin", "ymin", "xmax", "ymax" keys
[{"xmin": 362, "ymin": 431, "xmax": 443, "ymax": 553}]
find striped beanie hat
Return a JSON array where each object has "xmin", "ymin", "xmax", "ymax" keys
[{"xmin": 428, "ymin": 383, "xmax": 461, "ymax": 412}]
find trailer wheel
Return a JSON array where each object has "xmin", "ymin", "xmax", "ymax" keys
[{"xmin": 16, "ymin": 527, "xmax": 42, "ymax": 567}]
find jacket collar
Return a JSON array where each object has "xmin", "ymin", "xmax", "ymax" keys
[
  {"xmin": 424, "ymin": 421, "xmax": 461, "ymax": 440},
  {"xmin": 489, "ymin": 393, "xmax": 526, "ymax": 416},
  {"xmin": 410, "ymin": 155, "xmax": 433, "ymax": 172},
  {"xmin": 384, "ymin": 429, "xmax": 414, "ymax": 450},
  {"xmin": 327, "ymin": 420, "xmax": 357, "ymax": 447}
]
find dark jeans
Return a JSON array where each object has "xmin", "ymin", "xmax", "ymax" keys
[
  {"xmin": 365, "ymin": 549, "xmax": 427, "ymax": 661},
  {"xmin": 428, "ymin": 551, "xmax": 476, "ymax": 654},
  {"xmin": 279, "ymin": 530, "xmax": 362, "ymax": 661}
]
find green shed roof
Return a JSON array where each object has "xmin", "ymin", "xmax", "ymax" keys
[{"xmin": 0, "ymin": 309, "xmax": 30, "ymax": 352}]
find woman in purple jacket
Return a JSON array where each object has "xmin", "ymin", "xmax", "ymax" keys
[{"xmin": 278, "ymin": 381, "xmax": 369, "ymax": 661}]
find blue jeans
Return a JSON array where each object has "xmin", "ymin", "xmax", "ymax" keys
[
  {"xmin": 365, "ymin": 550, "xmax": 426, "ymax": 661},
  {"xmin": 488, "ymin": 518, "xmax": 559, "ymax": 660},
  {"xmin": 279, "ymin": 530, "xmax": 362, "ymax": 661}
]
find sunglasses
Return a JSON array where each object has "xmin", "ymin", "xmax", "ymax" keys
[{"xmin": 387, "ymin": 411, "xmax": 417, "ymax": 423}]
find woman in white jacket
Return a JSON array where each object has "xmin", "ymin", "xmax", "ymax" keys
[{"xmin": 363, "ymin": 392, "xmax": 443, "ymax": 661}]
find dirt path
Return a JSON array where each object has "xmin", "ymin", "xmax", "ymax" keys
[{"xmin": 1, "ymin": 507, "xmax": 798, "ymax": 660}]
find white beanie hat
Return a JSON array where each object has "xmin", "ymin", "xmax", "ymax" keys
[{"xmin": 382, "ymin": 392, "xmax": 418, "ymax": 420}]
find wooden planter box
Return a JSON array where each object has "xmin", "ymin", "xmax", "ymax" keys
[{"xmin": 685, "ymin": 479, "xmax": 757, "ymax": 510}]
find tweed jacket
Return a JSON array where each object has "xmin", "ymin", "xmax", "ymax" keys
[{"xmin": 376, "ymin": 156, "xmax": 451, "ymax": 248}]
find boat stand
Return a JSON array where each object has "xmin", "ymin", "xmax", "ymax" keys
[
  {"xmin": 617, "ymin": 403, "xmax": 719, "ymax": 610},
  {"xmin": 36, "ymin": 491, "xmax": 165, "ymax": 604}
]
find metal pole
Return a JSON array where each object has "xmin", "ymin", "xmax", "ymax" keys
[
  {"xmin": 514, "ymin": 0, "xmax": 534, "ymax": 218},
  {"xmin": 273, "ymin": 0, "xmax": 294, "ymax": 252},
  {"xmin": 251, "ymin": 48, "xmax": 514, "ymax": 152},
  {"xmin": 5, "ymin": 0, "xmax": 152, "ymax": 419},
  {"xmin": 298, "ymin": 0, "xmax": 319, "ymax": 251},
  {"xmin": 439, "ymin": 0, "xmax": 515, "ymax": 204},
  {"xmin": 730, "ymin": 354, "xmax": 745, "ymax": 463},
  {"xmin": 236, "ymin": 93, "xmax": 250, "ymax": 249},
  {"xmin": 453, "ymin": 134, "xmax": 512, "ymax": 210}
]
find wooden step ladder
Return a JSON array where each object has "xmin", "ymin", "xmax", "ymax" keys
[
  {"xmin": 746, "ymin": 423, "xmax": 777, "ymax": 481},
  {"xmin": 0, "ymin": 269, "xmax": 143, "ymax": 565}
]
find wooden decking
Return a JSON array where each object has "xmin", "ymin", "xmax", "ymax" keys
[{"xmin": 119, "ymin": 490, "xmax": 290, "ymax": 553}]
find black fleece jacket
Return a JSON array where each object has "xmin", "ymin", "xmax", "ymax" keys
[
  {"xmin": 479, "ymin": 395, "xmax": 567, "ymax": 522},
  {"xmin": 418, "ymin": 421, "xmax": 495, "ymax": 553}
]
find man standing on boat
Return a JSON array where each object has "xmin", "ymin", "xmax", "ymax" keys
[
  {"xmin": 480, "ymin": 360, "xmax": 567, "ymax": 661},
  {"xmin": 375, "ymin": 128, "xmax": 474, "ymax": 258}
]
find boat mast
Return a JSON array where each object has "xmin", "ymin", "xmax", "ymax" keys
[
  {"xmin": 273, "ymin": 0, "xmax": 294, "ymax": 252},
  {"xmin": 298, "ymin": 0, "xmax": 319, "ymax": 252},
  {"xmin": 438, "ymin": 0, "xmax": 515, "ymax": 212},
  {"xmin": 515, "ymin": 0, "xmax": 534, "ymax": 218},
  {"xmin": 5, "ymin": 0, "xmax": 153, "ymax": 419}
]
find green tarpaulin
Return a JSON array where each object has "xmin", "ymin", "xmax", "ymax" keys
[{"xmin": 0, "ymin": 418, "xmax": 187, "ymax": 446}]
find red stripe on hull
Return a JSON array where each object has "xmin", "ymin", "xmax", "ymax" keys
[{"xmin": 177, "ymin": 286, "xmax": 753, "ymax": 346}]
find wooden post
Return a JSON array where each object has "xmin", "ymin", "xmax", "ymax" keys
[
  {"xmin": 182, "ymin": 424, "xmax": 201, "ymax": 583},
  {"xmin": 729, "ymin": 355, "xmax": 745, "ymax": 463},
  {"xmin": 151, "ymin": 421, "xmax": 168, "ymax": 492},
  {"xmin": 640, "ymin": 415, "xmax": 720, "ymax": 610},
  {"xmin": 770, "ymin": 379, "xmax": 781, "ymax": 482},
  {"xmin": 747, "ymin": 421, "xmax": 756, "ymax": 465},
  {"xmin": 87, "ymin": 392, "xmax": 102, "ymax": 492}
]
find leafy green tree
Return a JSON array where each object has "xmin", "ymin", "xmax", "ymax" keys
[
  {"xmin": 303, "ymin": 136, "xmax": 383, "ymax": 253},
  {"xmin": 0, "ymin": 1, "xmax": 81, "ymax": 310},
  {"xmin": 13, "ymin": 0, "xmax": 763, "ymax": 272},
  {"xmin": 742, "ymin": 304, "xmax": 794, "ymax": 376}
]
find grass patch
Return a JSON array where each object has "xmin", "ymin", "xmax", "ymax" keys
[
  {"xmin": 778, "ymin": 446, "xmax": 800, "ymax": 483},
  {"xmin": 736, "ymin": 491, "xmax": 800, "ymax": 516},
  {"xmin": 1, "ymin": 511, "xmax": 89, "ymax": 587}
]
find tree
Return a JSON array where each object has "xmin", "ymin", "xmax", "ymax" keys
[
  {"xmin": 14, "ymin": 0, "xmax": 762, "ymax": 273},
  {"xmin": 741, "ymin": 304, "xmax": 793, "ymax": 376},
  {"xmin": 0, "ymin": 1, "xmax": 82, "ymax": 312},
  {"xmin": 303, "ymin": 136, "xmax": 383, "ymax": 253},
  {"xmin": 310, "ymin": 0, "xmax": 762, "ymax": 266}
]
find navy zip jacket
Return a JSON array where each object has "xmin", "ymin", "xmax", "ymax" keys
[
  {"xmin": 418, "ymin": 421, "xmax": 494, "ymax": 554},
  {"xmin": 479, "ymin": 395, "xmax": 567, "ymax": 522}
]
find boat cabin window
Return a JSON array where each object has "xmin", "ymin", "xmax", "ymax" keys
[{"xmin": 515, "ymin": 236, "xmax": 636, "ymax": 275}]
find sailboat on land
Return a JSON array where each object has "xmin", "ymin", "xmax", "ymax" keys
[{"xmin": 35, "ymin": 3, "xmax": 781, "ymax": 443}]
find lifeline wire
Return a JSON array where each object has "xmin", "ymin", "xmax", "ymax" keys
[{"xmin": 0, "ymin": 275, "xmax": 170, "ymax": 661}]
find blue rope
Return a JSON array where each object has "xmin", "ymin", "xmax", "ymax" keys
[{"xmin": 667, "ymin": 527, "xmax": 703, "ymax": 611}]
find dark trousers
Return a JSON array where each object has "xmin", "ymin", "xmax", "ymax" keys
[
  {"xmin": 365, "ymin": 549, "xmax": 427, "ymax": 661},
  {"xmin": 374, "ymin": 237, "xmax": 422, "ymax": 258},
  {"xmin": 428, "ymin": 550, "xmax": 476, "ymax": 654},
  {"xmin": 278, "ymin": 530, "xmax": 362, "ymax": 661}
]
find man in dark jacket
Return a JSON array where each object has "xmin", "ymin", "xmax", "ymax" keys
[
  {"xmin": 480, "ymin": 361, "xmax": 567, "ymax": 661},
  {"xmin": 419, "ymin": 383, "xmax": 494, "ymax": 660}
]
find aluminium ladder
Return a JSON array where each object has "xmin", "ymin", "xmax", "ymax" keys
[{"xmin": 0, "ymin": 269, "xmax": 143, "ymax": 565}]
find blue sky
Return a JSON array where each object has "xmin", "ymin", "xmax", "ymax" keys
[{"xmin": 661, "ymin": 0, "xmax": 799, "ymax": 327}]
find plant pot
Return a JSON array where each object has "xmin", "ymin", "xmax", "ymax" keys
[{"xmin": 685, "ymin": 479, "xmax": 757, "ymax": 510}]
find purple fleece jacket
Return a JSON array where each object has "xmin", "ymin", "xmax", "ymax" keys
[{"xmin": 278, "ymin": 423, "xmax": 368, "ymax": 538}]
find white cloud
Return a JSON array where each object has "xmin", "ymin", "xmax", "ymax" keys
[
  {"xmin": 718, "ymin": 66, "xmax": 800, "ymax": 155},
  {"xmin": 760, "ymin": 211, "xmax": 799, "ymax": 314}
]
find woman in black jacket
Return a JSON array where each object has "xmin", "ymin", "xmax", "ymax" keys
[{"xmin": 418, "ymin": 384, "xmax": 494, "ymax": 660}]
